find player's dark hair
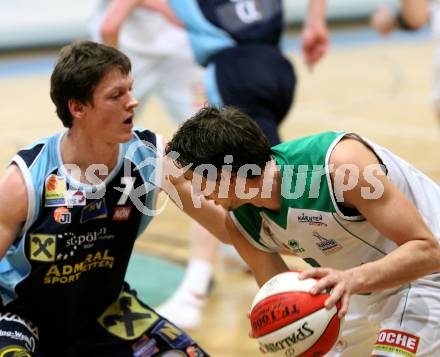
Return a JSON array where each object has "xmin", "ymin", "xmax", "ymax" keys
[
  {"xmin": 168, "ymin": 106, "xmax": 272, "ymax": 178},
  {"xmin": 50, "ymin": 40, "xmax": 131, "ymax": 128}
]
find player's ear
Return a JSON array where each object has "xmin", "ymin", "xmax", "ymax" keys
[
  {"xmin": 68, "ymin": 99, "xmax": 86, "ymax": 120},
  {"xmin": 164, "ymin": 142, "xmax": 171, "ymax": 155}
]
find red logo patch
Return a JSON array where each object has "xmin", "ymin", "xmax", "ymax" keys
[
  {"xmin": 53, "ymin": 207, "xmax": 71, "ymax": 224},
  {"xmin": 113, "ymin": 207, "xmax": 132, "ymax": 221},
  {"xmin": 375, "ymin": 330, "xmax": 419, "ymax": 354}
]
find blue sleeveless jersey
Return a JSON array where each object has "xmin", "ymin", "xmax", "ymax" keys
[
  {"xmin": 0, "ymin": 129, "xmax": 161, "ymax": 336},
  {"xmin": 169, "ymin": 0, "xmax": 293, "ymax": 146},
  {"xmin": 169, "ymin": 0, "xmax": 283, "ymax": 66}
]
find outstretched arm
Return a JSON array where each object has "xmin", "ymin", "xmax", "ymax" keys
[
  {"xmin": 400, "ymin": 0, "xmax": 430, "ymax": 28},
  {"xmin": 301, "ymin": 0, "xmax": 329, "ymax": 70},
  {"xmin": 99, "ymin": 0, "xmax": 143, "ymax": 47},
  {"xmin": 141, "ymin": 0, "xmax": 182, "ymax": 27},
  {"xmin": 0, "ymin": 165, "xmax": 28, "ymax": 260},
  {"xmin": 299, "ymin": 138, "xmax": 440, "ymax": 318},
  {"xmin": 371, "ymin": 0, "xmax": 429, "ymax": 36}
]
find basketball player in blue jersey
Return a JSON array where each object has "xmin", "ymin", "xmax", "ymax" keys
[
  {"xmin": 91, "ymin": 0, "xmax": 219, "ymax": 331},
  {"xmin": 0, "ymin": 41, "xmax": 229, "ymax": 356},
  {"xmin": 155, "ymin": 0, "xmax": 328, "ymax": 328},
  {"xmin": 166, "ymin": 0, "xmax": 327, "ymax": 146},
  {"xmin": 168, "ymin": 106, "xmax": 440, "ymax": 356}
]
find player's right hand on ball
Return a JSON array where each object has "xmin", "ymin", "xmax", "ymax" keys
[{"xmin": 298, "ymin": 267, "xmax": 356, "ymax": 319}]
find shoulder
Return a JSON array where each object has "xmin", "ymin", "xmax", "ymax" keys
[
  {"xmin": 0, "ymin": 165, "xmax": 28, "ymax": 222},
  {"xmin": 126, "ymin": 129, "xmax": 164, "ymax": 160},
  {"xmin": 14, "ymin": 136, "xmax": 53, "ymax": 168},
  {"xmin": 329, "ymin": 137, "xmax": 380, "ymax": 168},
  {"xmin": 1, "ymin": 164, "xmax": 27, "ymax": 189},
  {"xmin": 132, "ymin": 128, "xmax": 160, "ymax": 148},
  {"xmin": 328, "ymin": 137, "xmax": 389, "ymax": 208}
]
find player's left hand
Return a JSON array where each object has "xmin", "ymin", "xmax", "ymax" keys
[
  {"xmin": 298, "ymin": 267, "xmax": 356, "ymax": 319},
  {"xmin": 301, "ymin": 21, "xmax": 329, "ymax": 70}
]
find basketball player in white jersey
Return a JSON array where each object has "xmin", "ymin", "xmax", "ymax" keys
[
  {"xmin": 90, "ymin": 0, "xmax": 205, "ymax": 123},
  {"xmin": 155, "ymin": 0, "xmax": 328, "ymax": 329},
  {"xmin": 168, "ymin": 106, "xmax": 440, "ymax": 356}
]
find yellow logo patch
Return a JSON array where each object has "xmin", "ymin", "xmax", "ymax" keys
[
  {"xmin": 0, "ymin": 345, "xmax": 32, "ymax": 357},
  {"xmin": 29, "ymin": 234, "xmax": 56, "ymax": 262},
  {"xmin": 98, "ymin": 291, "xmax": 159, "ymax": 340}
]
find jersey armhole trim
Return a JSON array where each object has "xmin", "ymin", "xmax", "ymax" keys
[
  {"xmin": 151, "ymin": 134, "xmax": 164, "ymax": 213},
  {"xmin": 325, "ymin": 132, "xmax": 379, "ymax": 222},
  {"xmin": 11, "ymin": 155, "xmax": 36, "ymax": 234},
  {"xmin": 229, "ymin": 212, "xmax": 277, "ymax": 253}
]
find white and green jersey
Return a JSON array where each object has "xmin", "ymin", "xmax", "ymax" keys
[{"xmin": 231, "ymin": 131, "xmax": 440, "ymax": 271}]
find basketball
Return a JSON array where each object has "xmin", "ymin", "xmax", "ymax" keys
[{"xmin": 249, "ymin": 271, "xmax": 342, "ymax": 357}]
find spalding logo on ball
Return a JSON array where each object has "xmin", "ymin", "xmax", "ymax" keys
[{"xmin": 249, "ymin": 271, "xmax": 342, "ymax": 357}]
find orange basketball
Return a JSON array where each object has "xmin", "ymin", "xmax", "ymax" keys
[{"xmin": 249, "ymin": 271, "xmax": 342, "ymax": 357}]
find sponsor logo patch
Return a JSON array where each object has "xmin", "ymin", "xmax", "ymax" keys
[
  {"xmin": 0, "ymin": 345, "xmax": 32, "ymax": 357},
  {"xmin": 131, "ymin": 335, "xmax": 159, "ymax": 357},
  {"xmin": 0, "ymin": 330, "xmax": 36, "ymax": 353},
  {"xmin": 53, "ymin": 207, "xmax": 71, "ymax": 224},
  {"xmin": 186, "ymin": 345, "xmax": 204, "ymax": 357},
  {"xmin": 80, "ymin": 199, "xmax": 108, "ymax": 223},
  {"xmin": 312, "ymin": 231, "xmax": 342, "ymax": 255},
  {"xmin": 151, "ymin": 320, "xmax": 194, "ymax": 350},
  {"xmin": 287, "ymin": 240, "xmax": 305, "ymax": 253},
  {"xmin": 57, "ymin": 227, "xmax": 114, "ymax": 260},
  {"xmin": 98, "ymin": 292, "xmax": 160, "ymax": 340},
  {"xmin": 44, "ymin": 249, "xmax": 114, "ymax": 284},
  {"xmin": 113, "ymin": 206, "xmax": 132, "ymax": 221},
  {"xmin": 373, "ymin": 330, "xmax": 420, "ymax": 357},
  {"xmin": 29, "ymin": 234, "xmax": 56, "ymax": 262},
  {"xmin": 297, "ymin": 213, "xmax": 327, "ymax": 227},
  {"xmin": 44, "ymin": 175, "xmax": 66, "ymax": 207},
  {"xmin": 65, "ymin": 190, "xmax": 86, "ymax": 207},
  {"xmin": 0, "ymin": 314, "xmax": 38, "ymax": 339}
]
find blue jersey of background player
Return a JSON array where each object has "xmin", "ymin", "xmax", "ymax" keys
[
  {"xmin": 167, "ymin": 0, "xmax": 328, "ymax": 145},
  {"xmin": 0, "ymin": 40, "xmax": 228, "ymax": 357}
]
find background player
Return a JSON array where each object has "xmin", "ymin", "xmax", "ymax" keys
[
  {"xmin": 369, "ymin": 0, "xmax": 440, "ymax": 121},
  {"xmin": 90, "ymin": 0, "xmax": 205, "ymax": 123}
]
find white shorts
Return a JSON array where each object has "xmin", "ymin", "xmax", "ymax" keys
[
  {"xmin": 126, "ymin": 47, "xmax": 205, "ymax": 124},
  {"xmin": 327, "ymin": 274, "xmax": 440, "ymax": 356},
  {"xmin": 89, "ymin": 2, "xmax": 205, "ymax": 124}
]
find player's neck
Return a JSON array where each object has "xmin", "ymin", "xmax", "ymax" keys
[{"xmin": 60, "ymin": 131, "xmax": 119, "ymax": 183}]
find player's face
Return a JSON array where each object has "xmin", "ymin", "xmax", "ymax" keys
[
  {"xmin": 83, "ymin": 67, "xmax": 138, "ymax": 144},
  {"xmin": 184, "ymin": 169, "xmax": 241, "ymax": 211}
]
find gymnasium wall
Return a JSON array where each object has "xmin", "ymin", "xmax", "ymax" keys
[{"xmin": 0, "ymin": 0, "xmax": 399, "ymax": 51}]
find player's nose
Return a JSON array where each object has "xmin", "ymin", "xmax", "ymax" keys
[{"xmin": 127, "ymin": 93, "xmax": 138, "ymax": 109}]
